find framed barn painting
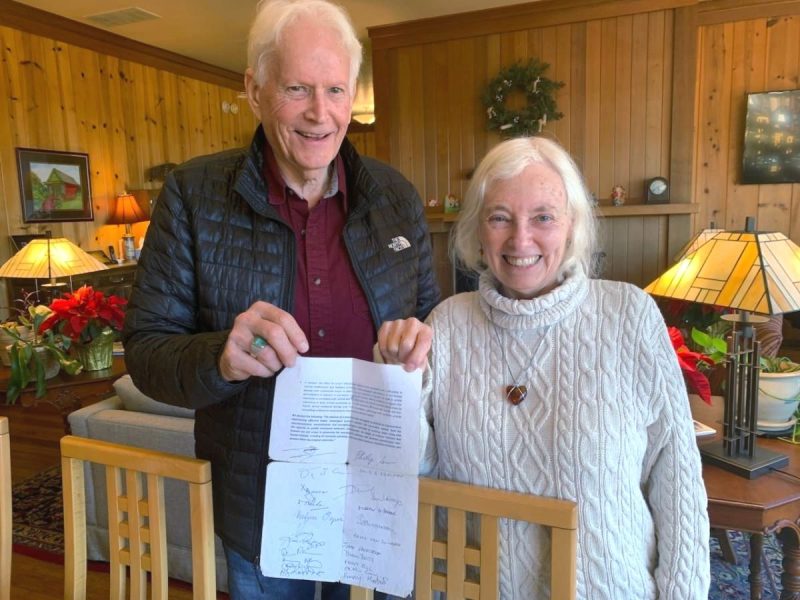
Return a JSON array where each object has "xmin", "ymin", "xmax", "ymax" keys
[{"xmin": 15, "ymin": 148, "xmax": 94, "ymax": 223}]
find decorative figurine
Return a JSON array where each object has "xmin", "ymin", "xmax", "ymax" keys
[
  {"xmin": 428, "ymin": 198, "xmax": 439, "ymax": 208},
  {"xmin": 444, "ymin": 194, "xmax": 460, "ymax": 213},
  {"xmin": 611, "ymin": 185, "xmax": 626, "ymax": 206}
]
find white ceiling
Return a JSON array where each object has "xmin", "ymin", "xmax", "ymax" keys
[{"xmin": 14, "ymin": 0, "xmax": 535, "ymax": 74}]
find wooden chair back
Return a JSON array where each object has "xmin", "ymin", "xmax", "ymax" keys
[
  {"xmin": 0, "ymin": 417, "xmax": 10, "ymax": 600},
  {"xmin": 351, "ymin": 477, "xmax": 578, "ymax": 600},
  {"xmin": 60, "ymin": 435, "xmax": 216, "ymax": 600}
]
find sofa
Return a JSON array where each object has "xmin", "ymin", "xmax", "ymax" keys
[{"xmin": 67, "ymin": 375, "xmax": 228, "ymax": 591}]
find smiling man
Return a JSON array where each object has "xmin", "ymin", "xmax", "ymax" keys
[{"xmin": 122, "ymin": 1, "xmax": 440, "ymax": 598}]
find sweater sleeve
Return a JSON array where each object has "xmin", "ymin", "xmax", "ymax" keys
[{"xmin": 638, "ymin": 297, "xmax": 711, "ymax": 599}]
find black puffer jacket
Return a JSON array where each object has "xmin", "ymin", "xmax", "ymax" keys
[{"xmin": 122, "ymin": 127, "xmax": 440, "ymax": 561}]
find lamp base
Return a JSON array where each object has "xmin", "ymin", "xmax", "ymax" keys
[
  {"xmin": 121, "ymin": 234, "xmax": 136, "ymax": 261},
  {"xmin": 699, "ymin": 440, "xmax": 788, "ymax": 479}
]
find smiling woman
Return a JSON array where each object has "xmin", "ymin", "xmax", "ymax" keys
[{"xmin": 377, "ymin": 135, "xmax": 710, "ymax": 599}]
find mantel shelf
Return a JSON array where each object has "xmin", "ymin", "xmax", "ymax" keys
[
  {"xmin": 426, "ymin": 203, "xmax": 699, "ymax": 230},
  {"xmin": 595, "ymin": 203, "xmax": 699, "ymax": 218}
]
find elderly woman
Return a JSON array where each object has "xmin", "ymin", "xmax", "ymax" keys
[{"xmin": 379, "ymin": 137, "xmax": 710, "ymax": 599}]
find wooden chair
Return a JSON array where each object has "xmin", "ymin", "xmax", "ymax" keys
[
  {"xmin": 350, "ymin": 477, "xmax": 578, "ymax": 600},
  {"xmin": 0, "ymin": 417, "xmax": 10, "ymax": 600},
  {"xmin": 60, "ymin": 435, "xmax": 216, "ymax": 600}
]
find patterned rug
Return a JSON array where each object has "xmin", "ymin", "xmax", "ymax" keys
[
  {"xmin": 12, "ymin": 465, "xmax": 64, "ymax": 558},
  {"xmin": 710, "ymin": 529, "xmax": 784, "ymax": 599},
  {"xmin": 10, "ymin": 466, "xmax": 787, "ymax": 597}
]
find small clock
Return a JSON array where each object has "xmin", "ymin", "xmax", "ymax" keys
[{"xmin": 646, "ymin": 177, "xmax": 670, "ymax": 204}]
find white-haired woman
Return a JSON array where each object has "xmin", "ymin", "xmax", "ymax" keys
[{"xmin": 379, "ymin": 136, "xmax": 710, "ymax": 599}]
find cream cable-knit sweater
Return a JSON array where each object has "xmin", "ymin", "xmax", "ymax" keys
[{"xmin": 418, "ymin": 271, "xmax": 710, "ymax": 599}]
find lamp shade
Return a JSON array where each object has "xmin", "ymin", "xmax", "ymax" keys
[
  {"xmin": 108, "ymin": 193, "xmax": 147, "ymax": 226},
  {"xmin": 645, "ymin": 229, "xmax": 800, "ymax": 315},
  {"xmin": 672, "ymin": 228, "xmax": 725, "ymax": 262},
  {"xmin": 0, "ymin": 238, "xmax": 108, "ymax": 279}
]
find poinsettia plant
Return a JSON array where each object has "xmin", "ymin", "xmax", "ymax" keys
[
  {"xmin": 39, "ymin": 285, "xmax": 127, "ymax": 345},
  {"xmin": 668, "ymin": 326, "xmax": 718, "ymax": 405}
]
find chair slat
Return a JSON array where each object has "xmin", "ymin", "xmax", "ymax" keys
[
  {"xmin": 126, "ymin": 468, "xmax": 147, "ymax": 600},
  {"xmin": 480, "ymin": 514, "xmax": 499, "ymax": 600},
  {"xmin": 447, "ymin": 507, "xmax": 466, "ymax": 598},
  {"xmin": 415, "ymin": 502, "xmax": 434, "ymax": 600},
  {"xmin": 148, "ymin": 472, "xmax": 168, "ymax": 600},
  {"xmin": 106, "ymin": 465, "xmax": 126, "ymax": 599}
]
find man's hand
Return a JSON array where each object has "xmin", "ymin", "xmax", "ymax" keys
[
  {"xmin": 377, "ymin": 318, "xmax": 432, "ymax": 372},
  {"xmin": 219, "ymin": 301, "xmax": 309, "ymax": 381}
]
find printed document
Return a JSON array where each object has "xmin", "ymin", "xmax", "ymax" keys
[{"xmin": 259, "ymin": 356, "xmax": 422, "ymax": 597}]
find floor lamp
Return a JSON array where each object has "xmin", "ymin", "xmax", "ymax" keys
[
  {"xmin": 0, "ymin": 233, "xmax": 108, "ymax": 303},
  {"xmin": 645, "ymin": 216, "xmax": 800, "ymax": 478}
]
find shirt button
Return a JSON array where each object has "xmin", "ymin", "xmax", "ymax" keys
[
  {"xmin": 318, "ymin": 329, "xmax": 326, "ymax": 338},
  {"xmin": 314, "ymin": 277, "xmax": 321, "ymax": 286},
  {"xmin": 301, "ymin": 229, "xmax": 306, "ymax": 237}
]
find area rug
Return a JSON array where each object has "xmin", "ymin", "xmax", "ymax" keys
[
  {"xmin": 710, "ymin": 529, "xmax": 784, "ymax": 599},
  {"xmin": 12, "ymin": 465, "xmax": 64, "ymax": 560}
]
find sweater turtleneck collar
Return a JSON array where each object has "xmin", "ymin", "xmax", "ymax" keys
[{"xmin": 478, "ymin": 268, "xmax": 590, "ymax": 331}]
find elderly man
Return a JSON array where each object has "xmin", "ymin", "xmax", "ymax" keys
[{"xmin": 122, "ymin": 0, "xmax": 440, "ymax": 598}]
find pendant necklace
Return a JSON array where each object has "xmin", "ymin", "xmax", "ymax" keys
[{"xmin": 489, "ymin": 306, "xmax": 550, "ymax": 406}]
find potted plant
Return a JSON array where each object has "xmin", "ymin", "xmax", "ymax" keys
[
  {"xmin": 4, "ymin": 303, "xmax": 83, "ymax": 404},
  {"xmin": 757, "ymin": 356, "xmax": 800, "ymax": 428},
  {"xmin": 668, "ymin": 326, "xmax": 719, "ymax": 404},
  {"xmin": 39, "ymin": 285, "xmax": 127, "ymax": 371},
  {"xmin": 0, "ymin": 289, "xmax": 41, "ymax": 366}
]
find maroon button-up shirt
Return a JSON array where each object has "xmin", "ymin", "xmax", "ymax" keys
[{"xmin": 264, "ymin": 143, "xmax": 375, "ymax": 361}]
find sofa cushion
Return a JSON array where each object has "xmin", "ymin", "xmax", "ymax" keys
[{"xmin": 113, "ymin": 375, "xmax": 195, "ymax": 419}]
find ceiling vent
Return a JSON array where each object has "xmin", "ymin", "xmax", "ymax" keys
[{"xmin": 85, "ymin": 7, "xmax": 161, "ymax": 28}]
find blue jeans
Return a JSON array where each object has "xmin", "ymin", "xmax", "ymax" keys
[{"xmin": 224, "ymin": 545, "xmax": 350, "ymax": 600}]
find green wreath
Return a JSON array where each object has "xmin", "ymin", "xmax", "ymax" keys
[{"xmin": 482, "ymin": 59, "xmax": 564, "ymax": 137}]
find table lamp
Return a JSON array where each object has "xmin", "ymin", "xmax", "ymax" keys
[
  {"xmin": 645, "ymin": 216, "xmax": 800, "ymax": 478},
  {"xmin": 108, "ymin": 192, "xmax": 147, "ymax": 261},
  {"xmin": 0, "ymin": 232, "xmax": 108, "ymax": 302}
]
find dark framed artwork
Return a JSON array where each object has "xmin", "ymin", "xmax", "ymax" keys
[
  {"xmin": 741, "ymin": 89, "xmax": 800, "ymax": 184},
  {"xmin": 15, "ymin": 148, "xmax": 94, "ymax": 222},
  {"xmin": 9, "ymin": 233, "xmax": 48, "ymax": 253}
]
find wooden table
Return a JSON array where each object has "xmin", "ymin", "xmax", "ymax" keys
[
  {"xmin": 691, "ymin": 394, "xmax": 800, "ymax": 599},
  {"xmin": 0, "ymin": 355, "xmax": 126, "ymax": 432}
]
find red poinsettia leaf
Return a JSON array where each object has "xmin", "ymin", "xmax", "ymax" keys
[{"xmin": 684, "ymin": 368, "xmax": 713, "ymax": 405}]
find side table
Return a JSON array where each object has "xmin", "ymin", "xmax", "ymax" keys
[
  {"xmin": 0, "ymin": 355, "xmax": 127, "ymax": 433},
  {"xmin": 691, "ymin": 394, "xmax": 800, "ymax": 600}
]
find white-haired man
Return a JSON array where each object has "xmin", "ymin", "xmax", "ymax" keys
[{"xmin": 123, "ymin": 1, "xmax": 439, "ymax": 598}]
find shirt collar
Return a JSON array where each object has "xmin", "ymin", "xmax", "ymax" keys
[{"xmin": 263, "ymin": 140, "xmax": 347, "ymax": 207}]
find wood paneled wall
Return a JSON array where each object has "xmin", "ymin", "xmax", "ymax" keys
[
  {"xmin": 695, "ymin": 4, "xmax": 800, "ymax": 237},
  {"xmin": 0, "ymin": 23, "xmax": 255, "ymax": 267},
  {"xmin": 369, "ymin": 0, "xmax": 800, "ymax": 289},
  {"xmin": 370, "ymin": 0, "xmax": 686, "ymax": 207},
  {"xmin": 370, "ymin": 0, "xmax": 695, "ymax": 287}
]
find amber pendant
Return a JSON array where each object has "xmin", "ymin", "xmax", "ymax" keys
[{"xmin": 504, "ymin": 385, "xmax": 528, "ymax": 405}]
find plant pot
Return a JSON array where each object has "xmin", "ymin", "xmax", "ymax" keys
[
  {"xmin": 0, "ymin": 325, "xmax": 32, "ymax": 366},
  {"xmin": 757, "ymin": 371, "xmax": 800, "ymax": 428},
  {"xmin": 73, "ymin": 329, "xmax": 114, "ymax": 371},
  {"xmin": 33, "ymin": 346, "xmax": 61, "ymax": 380}
]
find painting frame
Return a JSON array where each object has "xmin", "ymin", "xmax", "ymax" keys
[{"xmin": 15, "ymin": 147, "xmax": 94, "ymax": 223}]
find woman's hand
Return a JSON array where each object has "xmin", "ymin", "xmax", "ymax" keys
[
  {"xmin": 377, "ymin": 318, "xmax": 432, "ymax": 372},
  {"xmin": 219, "ymin": 301, "xmax": 309, "ymax": 382}
]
